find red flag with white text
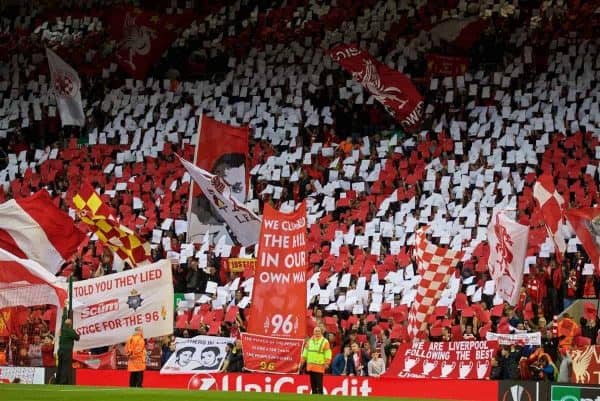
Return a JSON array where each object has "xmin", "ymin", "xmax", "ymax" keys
[
  {"xmin": 328, "ymin": 44, "xmax": 424, "ymax": 130},
  {"xmin": 243, "ymin": 202, "xmax": 308, "ymax": 373},
  {"xmin": 565, "ymin": 207, "xmax": 600, "ymax": 273},
  {"xmin": 109, "ymin": 7, "xmax": 194, "ymax": 79},
  {"xmin": 385, "ymin": 340, "xmax": 499, "ymax": 379}
]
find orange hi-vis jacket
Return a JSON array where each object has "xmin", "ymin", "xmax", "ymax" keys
[
  {"xmin": 125, "ymin": 333, "xmax": 146, "ymax": 372},
  {"xmin": 301, "ymin": 335, "xmax": 332, "ymax": 373}
]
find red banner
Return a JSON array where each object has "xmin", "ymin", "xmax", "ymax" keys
[
  {"xmin": 108, "ymin": 7, "xmax": 194, "ymax": 79},
  {"xmin": 243, "ymin": 202, "xmax": 308, "ymax": 373},
  {"xmin": 76, "ymin": 370, "xmax": 499, "ymax": 400},
  {"xmin": 328, "ymin": 44, "xmax": 423, "ymax": 130},
  {"xmin": 188, "ymin": 115, "xmax": 250, "ymax": 244},
  {"xmin": 426, "ymin": 54, "xmax": 469, "ymax": 77},
  {"xmin": 241, "ymin": 333, "xmax": 304, "ymax": 373},
  {"xmin": 385, "ymin": 341, "xmax": 499, "ymax": 380},
  {"xmin": 570, "ymin": 346, "xmax": 600, "ymax": 384},
  {"xmin": 565, "ymin": 208, "xmax": 600, "ymax": 273},
  {"xmin": 73, "ymin": 350, "xmax": 117, "ymax": 370}
]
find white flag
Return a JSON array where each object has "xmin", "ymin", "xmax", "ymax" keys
[
  {"xmin": 487, "ymin": 211, "xmax": 529, "ymax": 305},
  {"xmin": 179, "ymin": 156, "xmax": 261, "ymax": 247},
  {"xmin": 46, "ymin": 48, "xmax": 85, "ymax": 126}
]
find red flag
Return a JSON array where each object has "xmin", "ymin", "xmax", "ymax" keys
[
  {"xmin": 426, "ymin": 54, "xmax": 469, "ymax": 77},
  {"xmin": 407, "ymin": 227, "xmax": 464, "ymax": 339},
  {"xmin": 187, "ymin": 115, "xmax": 250, "ymax": 244},
  {"xmin": 565, "ymin": 207, "xmax": 600, "ymax": 272},
  {"xmin": 73, "ymin": 349, "xmax": 117, "ymax": 370},
  {"xmin": 109, "ymin": 7, "xmax": 194, "ymax": 79},
  {"xmin": 0, "ymin": 190, "xmax": 85, "ymax": 273},
  {"xmin": 533, "ymin": 175, "xmax": 567, "ymax": 256},
  {"xmin": 328, "ymin": 44, "xmax": 424, "ymax": 130},
  {"xmin": 429, "ymin": 17, "xmax": 489, "ymax": 50},
  {"xmin": 243, "ymin": 202, "xmax": 308, "ymax": 373}
]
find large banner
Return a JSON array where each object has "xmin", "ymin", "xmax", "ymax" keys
[
  {"xmin": 328, "ymin": 44, "xmax": 423, "ymax": 130},
  {"xmin": 244, "ymin": 202, "xmax": 308, "ymax": 373},
  {"xmin": 485, "ymin": 332, "xmax": 541, "ymax": 346},
  {"xmin": 72, "ymin": 259, "xmax": 173, "ymax": 350},
  {"xmin": 187, "ymin": 115, "xmax": 251, "ymax": 245},
  {"xmin": 487, "ymin": 211, "xmax": 529, "ymax": 305},
  {"xmin": 385, "ymin": 341, "xmax": 499, "ymax": 380},
  {"xmin": 161, "ymin": 335, "xmax": 232, "ymax": 374},
  {"xmin": 108, "ymin": 7, "xmax": 194, "ymax": 79},
  {"xmin": 570, "ymin": 346, "xmax": 600, "ymax": 384}
]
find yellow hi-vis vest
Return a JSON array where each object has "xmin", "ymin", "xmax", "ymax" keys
[{"xmin": 302, "ymin": 336, "xmax": 332, "ymax": 373}]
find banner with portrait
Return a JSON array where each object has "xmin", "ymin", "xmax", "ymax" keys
[
  {"xmin": 160, "ymin": 335, "xmax": 233, "ymax": 374},
  {"xmin": 187, "ymin": 114, "xmax": 250, "ymax": 245}
]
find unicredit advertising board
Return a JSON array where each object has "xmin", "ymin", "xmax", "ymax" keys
[{"xmin": 76, "ymin": 370, "xmax": 499, "ymax": 400}]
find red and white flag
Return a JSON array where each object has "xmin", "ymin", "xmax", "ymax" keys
[
  {"xmin": 407, "ymin": 227, "xmax": 464, "ymax": 339},
  {"xmin": 533, "ymin": 175, "xmax": 567, "ymax": 257},
  {"xmin": 179, "ymin": 156, "xmax": 260, "ymax": 247},
  {"xmin": 565, "ymin": 207, "xmax": 600, "ymax": 273},
  {"xmin": 46, "ymin": 48, "xmax": 85, "ymax": 126},
  {"xmin": 328, "ymin": 44, "xmax": 424, "ymax": 130},
  {"xmin": 0, "ymin": 190, "xmax": 85, "ymax": 273},
  {"xmin": 187, "ymin": 115, "xmax": 250, "ymax": 244},
  {"xmin": 0, "ymin": 248, "xmax": 67, "ymax": 315},
  {"xmin": 487, "ymin": 211, "xmax": 529, "ymax": 306},
  {"xmin": 429, "ymin": 17, "xmax": 489, "ymax": 50}
]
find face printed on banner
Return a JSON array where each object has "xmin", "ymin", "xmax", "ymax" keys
[
  {"xmin": 189, "ymin": 152, "xmax": 247, "ymax": 244},
  {"xmin": 176, "ymin": 347, "xmax": 195, "ymax": 367},
  {"xmin": 193, "ymin": 346, "xmax": 223, "ymax": 370}
]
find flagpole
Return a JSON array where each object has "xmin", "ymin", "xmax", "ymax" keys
[{"xmin": 68, "ymin": 275, "xmax": 73, "ymax": 319}]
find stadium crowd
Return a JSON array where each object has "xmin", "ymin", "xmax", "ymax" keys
[{"xmin": 0, "ymin": 0, "xmax": 599, "ymax": 383}]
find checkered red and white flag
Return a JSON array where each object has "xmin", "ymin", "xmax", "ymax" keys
[
  {"xmin": 533, "ymin": 175, "xmax": 567, "ymax": 257},
  {"xmin": 407, "ymin": 227, "xmax": 464, "ymax": 339},
  {"xmin": 46, "ymin": 48, "xmax": 85, "ymax": 126}
]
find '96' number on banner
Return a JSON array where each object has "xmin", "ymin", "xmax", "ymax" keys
[{"xmin": 271, "ymin": 314, "xmax": 293, "ymax": 334}]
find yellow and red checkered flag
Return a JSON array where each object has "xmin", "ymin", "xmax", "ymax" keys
[{"xmin": 73, "ymin": 183, "xmax": 150, "ymax": 266}]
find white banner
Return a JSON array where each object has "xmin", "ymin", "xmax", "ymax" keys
[
  {"xmin": 161, "ymin": 335, "xmax": 233, "ymax": 374},
  {"xmin": 179, "ymin": 156, "xmax": 261, "ymax": 247},
  {"xmin": 485, "ymin": 331, "xmax": 541, "ymax": 346},
  {"xmin": 72, "ymin": 259, "xmax": 174, "ymax": 351},
  {"xmin": 0, "ymin": 367, "xmax": 45, "ymax": 384},
  {"xmin": 487, "ymin": 211, "xmax": 529, "ymax": 305}
]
